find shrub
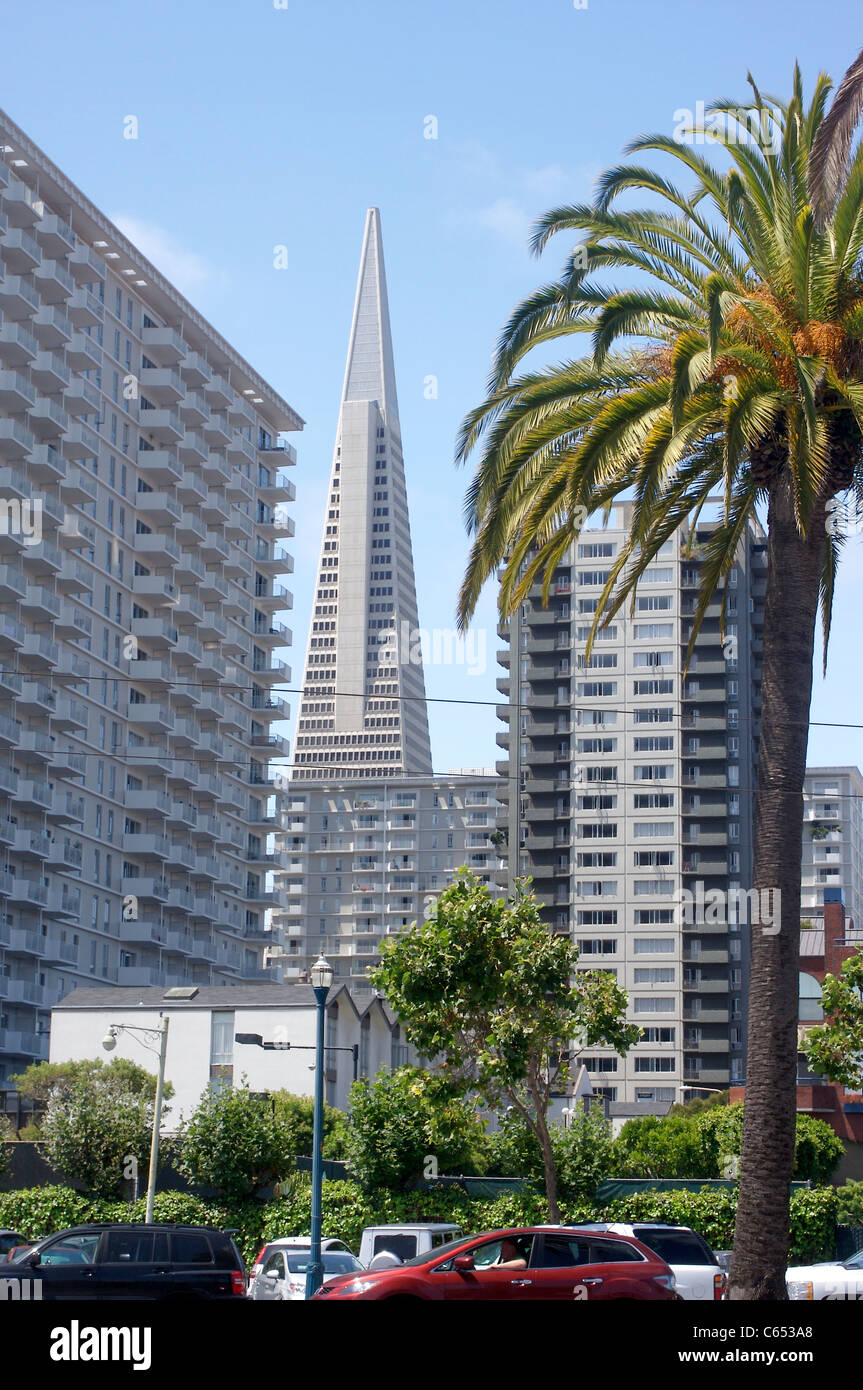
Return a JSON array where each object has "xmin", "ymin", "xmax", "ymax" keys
[
  {"xmin": 270, "ymin": 1091, "xmax": 351, "ymax": 1160},
  {"xmin": 177, "ymin": 1082, "xmax": 297, "ymax": 1199},
  {"xmin": 836, "ymin": 1180, "xmax": 863, "ymax": 1225},
  {"xmin": 345, "ymin": 1068, "xmax": 489, "ymax": 1191},
  {"xmin": 41, "ymin": 1076, "xmax": 154, "ymax": 1198},
  {"xmin": 487, "ymin": 1107, "xmax": 612, "ymax": 1201},
  {"xmin": 0, "ymin": 1113, "xmax": 15, "ymax": 1178}
]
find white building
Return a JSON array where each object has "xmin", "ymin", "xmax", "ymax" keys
[
  {"xmin": 49, "ymin": 982, "xmax": 407, "ymax": 1119},
  {"xmin": 802, "ymin": 766, "xmax": 863, "ymax": 928},
  {"xmin": 0, "ymin": 108, "xmax": 299, "ymax": 1089}
]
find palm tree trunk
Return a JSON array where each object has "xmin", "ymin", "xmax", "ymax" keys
[{"xmin": 727, "ymin": 477, "xmax": 826, "ymax": 1300}]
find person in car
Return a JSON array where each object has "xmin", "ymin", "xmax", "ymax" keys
[{"xmin": 493, "ymin": 1238, "xmax": 528, "ymax": 1270}]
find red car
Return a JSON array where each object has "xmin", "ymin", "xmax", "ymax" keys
[{"xmin": 313, "ymin": 1226, "xmax": 678, "ymax": 1301}]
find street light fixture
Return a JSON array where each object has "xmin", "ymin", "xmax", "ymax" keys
[{"xmin": 101, "ymin": 1014, "xmax": 170, "ymax": 1223}]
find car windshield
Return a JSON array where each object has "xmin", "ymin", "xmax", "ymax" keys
[
  {"xmin": 843, "ymin": 1249, "xmax": 863, "ymax": 1270},
  {"xmin": 633, "ymin": 1228, "xmax": 717, "ymax": 1266},
  {"xmin": 285, "ymin": 1252, "xmax": 363, "ymax": 1276},
  {"xmin": 39, "ymin": 1234, "xmax": 100, "ymax": 1266}
]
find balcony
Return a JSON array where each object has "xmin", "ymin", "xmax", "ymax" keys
[
  {"xmin": 132, "ymin": 534, "xmax": 179, "ymax": 570},
  {"xmin": 126, "ymin": 740, "xmax": 170, "ymax": 774},
  {"xmin": 135, "ymin": 448, "xmax": 181, "ymax": 484},
  {"xmin": 0, "ymin": 275, "xmax": 40, "ymax": 319},
  {"xmin": 12, "ymin": 829, "xmax": 50, "ymax": 859},
  {"xmin": 176, "ymin": 510, "xmax": 206, "ymax": 544},
  {"xmin": 67, "ymin": 288, "xmax": 104, "ymax": 326},
  {"xmin": 67, "ymin": 331, "xmax": 102, "ymax": 371},
  {"xmin": 127, "ymin": 702, "xmax": 174, "ymax": 732},
  {"xmin": 20, "ymin": 633, "xmax": 59, "ymax": 669},
  {"xmin": 53, "ymin": 693, "xmax": 88, "ymax": 731},
  {"xmin": 3, "ymin": 226, "xmax": 42, "ymax": 271},
  {"xmin": 138, "ymin": 405, "xmax": 183, "ymax": 445},
  {"xmin": 140, "ymin": 367, "xmax": 185, "ymax": 404},
  {"xmin": 178, "ymin": 390, "xmax": 209, "ymax": 425},
  {"xmin": 31, "ymin": 351, "xmax": 70, "ymax": 392},
  {"xmin": 29, "ymin": 442, "xmax": 65, "ymax": 482},
  {"xmin": 130, "ymin": 617, "xmax": 178, "ymax": 649},
  {"xmin": 0, "ymin": 368, "xmax": 35, "ymax": 409},
  {"xmin": 35, "ymin": 213, "xmax": 75, "ymax": 259},
  {"xmin": 10, "ymin": 877, "xmax": 49, "ymax": 909},
  {"xmin": 32, "ymin": 304, "xmax": 72, "ymax": 346},
  {"xmin": 67, "ymin": 241, "xmax": 104, "ymax": 281},
  {"xmin": 64, "ymin": 376, "xmax": 101, "ymax": 417},
  {"xmin": 32, "ymin": 255, "xmax": 74, "ymax": 298},
  {"xmin": 141, "ymin": 324, "xmax": 187, "ymax": 363},
  {"xmin": 204, "ymin": 374, "xmax": 232, "ymax": 408},
  {"xmin": 0, "ymin": 321, "xmax": 38, "ymax": 363},
  {"xmin": 180, "ymin": 351, "xmax": 211, "ymax": 385},
  {"xmin": 62, "ymin": 421, "xmax": 101, "ymax": 459},
  {"xmin": 47, "ymin": 790, "xmax": 85, "ymax": 824},
  {"xmin": 201, "ymin": 453, "xmax": 230, "ymax": 485},
  {"xmin": 0, "ymin": 417, "xmax": 35, "ymax": 457}
]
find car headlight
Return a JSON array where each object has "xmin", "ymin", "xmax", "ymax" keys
[
  {"xmin": 327, "ymin": 1278, "xmax": 377, "ymax": 1296},
  {"xmin": 787, "ymin": 1281, "xmax": 813, "ymax": 1300}
]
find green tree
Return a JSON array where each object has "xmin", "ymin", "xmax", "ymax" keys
[
  {"xmin": 698, "ymin": 1102, "xmax": 843, "ymax": 1183},
  {"xmin": 270, "ymin": 1091, "xmax": 351, "ymax": 1160},
  {"xmin": 612, "ymin": 1114, "xmax": 711, "ymax": 1179},
  {"xmin": 371, "ymin": 871, "xmax": 638, "ymax": 1220},
  {"xmin": 41, "ymin": 1075, "xmax": 155, "ymax": 1198},
  {"xmin": 0, "ymin": 1113, "xmax": 14, "ymax": 1179},
  {"xmin": 488, "ymin": 1106, "xmax": 613, "ymax": 1202},
  {"xmin": 345, "ymin": 1066, "xmax": 489, "ymax": 1191},
  {"xmin": 455, "ymin": 60, "xmax": 863, "ymax": 1297},
  {"xmin": 800, "ymin": 949, "xmax": 863, "ymax": 1089},
  {"xmin": 177, "ymin": 1082, "xmax": 297, "ymax": 1199},
  {"xmin": 11, "ymin": 1057, "xmax": 173, "ymax": 1119}
]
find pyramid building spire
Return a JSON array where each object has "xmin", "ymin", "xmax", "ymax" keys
[{"xmin": 292, "ymin": 209, "xmax": 433, "ymax": 780}]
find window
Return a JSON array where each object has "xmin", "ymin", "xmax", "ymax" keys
[
  {"xmin": 634, "ymin": 938, "xmax": 675, "ymax": 953},
  {"xmin": 634, "ymin": 967, "xmax": 675, "ymax": 983},
  {"xmin": 634, "ymin": 1056, "xmax": 676, "ymax": 1072},
  {"xmin": 210, "ymin": 1012, "xmax": 235, "ymax": 1066}
]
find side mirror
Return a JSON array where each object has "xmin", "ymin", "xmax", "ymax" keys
[
  {"xmin": 453, "ymin": 1255, "xmax": 475, "ymax": 1272},
  {"xmin": 265, "ymin": 1268, "xmax": 281, "ymax": 1280},
  {"xmin": 24, "ymin": 1250, "xmax": 41, "ymax": 1269}
]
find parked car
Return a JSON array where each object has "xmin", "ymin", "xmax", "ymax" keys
[
  {"xmin": 0, "ymin": 1231, "xmax": 26, "ymax": 1260},
  {"xmin": 10, "ymin": 1224, "xmax": 246, "ymax": 1300},
  {"xmin": 313, "ymin": 1226, "xmax": 678, "ymax": 1300},
  {"xmin": 787, "ymin": 1247, "xmax": 863, "ymax": 1300},
  {"xmin": 358, "ymin": 1223, "xmax": 464, "ymax": 1269},
  {"xmin": 250, "ymin": 1246, "xmax": 364, "ymax": 1300},
  {"xmin": 6, "ymin": 1244, "xmax": 34, "ymax": 1263},
  {"xmin": 572, "ymin": 1222, "xmax": 725, "ymax": 1301},
  {"xmin": 248, "ymin": 1236, "xmax": 355, "ymax": 1287}
]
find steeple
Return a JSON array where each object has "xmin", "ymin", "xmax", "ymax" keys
[
  {"xmin": 341, "ymin": 208, "xmax": 400, "ymax": 426},
  {"xmin": 292, "ymin": 209, "xmax": 433, "ymax": 781}
]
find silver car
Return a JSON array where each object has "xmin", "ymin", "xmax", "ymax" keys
[{"xmin": 250, "ymin": 1247, "xmax": 365, "ymax": 1301}]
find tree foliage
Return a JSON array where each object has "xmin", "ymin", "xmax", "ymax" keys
[
  {"xmin": 800, "ymin": 949, "xmax": 863, "ymax": 1090},
  {"xmin": 176, "ymin": 1082, "xmax": 296, "ymax": 1199},
  {"xmin": 270, "ymin": 1090, "xmax": 351, "ymax": 1161},
  {"xmin": 41, "ymin": 1075, "xmax": 155, "ymax": 1198},
  {"xmin": 345, "ymin": 1066, "xmax": 489, "ymax": 1191},
  {"xmin": 487, "ymin": 1105, "xmax": 613, "ymax": 1202},
  {"xmin": 370, "ymin": 870, "xmax": 639, "ymax": 1219},
  {"xmin": 10, "ymin": 1057, "xmax": 173, "ymax": 1115}
]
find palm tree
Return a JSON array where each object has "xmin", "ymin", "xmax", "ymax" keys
[{"xmin": 456, "ymin": 63, "xmax": 863, "ymax": 1298}]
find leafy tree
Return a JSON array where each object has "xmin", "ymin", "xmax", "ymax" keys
[
  {"xmin": 669, "ymin": 1090, "xmax": 729, "ymax": 1118},
  {"xmin": 0, "ymin": 1113, "xmax": 14, "ymax": 1179},
  {"xmin": 800, "ymin": 949, "xmax": 863, "ymax": 1089},
  {"xmin": 11, "ymin": 1057, "xmax": 173, "ymax": 1118},
  {"xmin": 612, "ymin": 1114, "xmax": 710, "ymax": 1179},
  {"xmin": 270, "ymin": 1091, "xmax": 351, "ymax": 1160},
  {"xmin": 345, "ymin": 1066, "xmax": 489, "ymax": 1191},
  {"xmin": 455, "ymin": 57, "xmax": 863, "ymax": 1297},
  {"xmin": 836, "ymin": 1180, "xmax": 863, "ymax": 1224},
  {"xmin": 698, "ymin": 1103, "xmax": 843, "ymax": 1183},
  {"xmin": 177, "ymin": 1082, "xmax": 297, "ymax": 1199},
  {"xmin": 41, "ymin": 1075, "xmax": 155, "ymax": 1198},
  {"xmin": 488, "ymin": 1106, "xmax": 613, "ymax": 1202},
  {"xmin": 371, "ymin": 871, "xmax": 638, "ymax": 1220}
]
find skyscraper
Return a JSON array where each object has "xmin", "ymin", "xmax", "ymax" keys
[
  {"xmin": 292, "ymin": 209, "xmax": 431, "ymax": 780},
  {"xmin": 494, "ymin": 502, "xmax": 766, "ymax": 1109}
]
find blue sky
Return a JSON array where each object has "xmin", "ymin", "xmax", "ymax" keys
[{"xmin": 2, "ymin": 0, "xmax": 861, "ymax": 772}]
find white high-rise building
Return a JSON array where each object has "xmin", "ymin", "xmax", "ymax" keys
[
  {"xmin": 802, "ymin": 766, "xmax": 863, "ymax": 929},
  {"xmin": 494, "ymin": 502, "xmax": 767, "ymax": 1107},
  {"xmin": 292, "ymin": 208, "xmax": 431, "ymax": 780},
  {"xmin": 0, "ymin": 109, "xmax": 299, "ymax": 1087}
]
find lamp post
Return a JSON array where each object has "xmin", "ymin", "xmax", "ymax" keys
[
  {"xmin": 306, "ymin": 955, "xmax": 333, "ymax": 1299},
  {"xmin": 102, "ymin": 1014, "xmax": 170, "ymax": 1223}
]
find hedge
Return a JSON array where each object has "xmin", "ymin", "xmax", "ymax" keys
[{"xmin": 0, "ymin": 1180, "xmax": 838, "ymax": 1266}]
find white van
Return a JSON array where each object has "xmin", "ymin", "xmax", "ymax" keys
[{"xmin": 358, "ymin": 1223, "xmax": 464, "ymax": 1269}]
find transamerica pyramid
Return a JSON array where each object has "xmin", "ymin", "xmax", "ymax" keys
[{"xmin": 292, "ymin": 208, "xmax": 433, "ymax": 780}]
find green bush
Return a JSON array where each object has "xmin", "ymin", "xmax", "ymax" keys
[
  {"xmin": 345, "ymin": 1068, "xmax": 489, "ymax": 1191},
  {"xmin": 271, "ymin": 1091, "xmax": 351, "ymax": 1160},
  {"xmin": 836, "ymin": 1180, "xmax": 863, "ymax": 1225},
  {"xmin": 41, "ymin": 1076, "xmax": 155, "ymax": 1198},
  {"xmin": 0, "ymin": 1179, "xmax": 839, "ymax": 1269},
  {"xmin": 176, "ymin": 1082, "xmax": 298, "ymax": 1198},
  {"xmin": 487, "ymin": 1107, "xmax": 612, "ymax": 1202},
  {"xmin": 0, "ymin": 1114, "xmax": 13, "ymax": 1177}
]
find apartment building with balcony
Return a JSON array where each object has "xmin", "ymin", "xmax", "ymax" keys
[
  {"xmin": 493, "ymin": 501, "xmax": 766, "ymax": 1109},
  {"xmin": 273, "ymin": 771, "xmax": 503, "ymax": 987},
  {"xmin": 0, "ymin": 109, "xmax": 298, "ymax": 1086},
  {"xmin": 802, "ymin": 766, "xmax": 863, "ymax": 929}
]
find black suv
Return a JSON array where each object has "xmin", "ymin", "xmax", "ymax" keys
[{"xmin": 9, "ymin": 1224, "xmax": 246, "ymax": 1300}]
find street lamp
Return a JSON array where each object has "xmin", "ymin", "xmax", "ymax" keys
[
  {"xmin": 307, "ymin": 955, "xmax": 333, "ymax": 1299},
  {"xmin": 102, "ymin": 1014, "xmax": 170, "ymax": 1223}
]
